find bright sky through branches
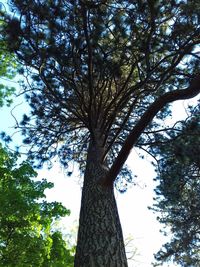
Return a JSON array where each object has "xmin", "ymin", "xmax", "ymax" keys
[{"xmin": 1, "ymin": 95, "xmax": 195, "ymax": 266}]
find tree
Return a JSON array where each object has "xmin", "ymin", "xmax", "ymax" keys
[
  {"xmin": 0, "ymin": 6, "xmax": 16, "ymax": 107},
  {"xmin": 0, "ymin": 42, "xmax": 16, "ymax": 106},
  {"xmin": 1, "ymin": 1, "xmax": 200, "ymax": 266},
  {"xmin": 0, "ymin": 144, "xmax": 74, "ymax": 267},
  {"xmin": 150, "ymin": 104, "xmax": 200, "ymax": 267}
]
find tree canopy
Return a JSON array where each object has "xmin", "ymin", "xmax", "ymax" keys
[
  {"xmin": 151, "ymin": 104, "xmax": 200, "ymax": 266},
  {"xmin": 1, "ymin": 0, "xmax": 200, "ymax": 189},
  {"xmin": 0, "ymin": 144, "xmax": 74, "ymax": 267}
]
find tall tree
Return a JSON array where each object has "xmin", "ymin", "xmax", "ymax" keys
[
  {"xmin": 1, "ymin": 1, "xmax": 200, "ymax": 266},
  {"xmin": 150, "ymin": 104, "xmax": 200, "ymax": 267},
  {"xmin": 0, "ymin": 144, "xmax": 74, "ymax": 267}
]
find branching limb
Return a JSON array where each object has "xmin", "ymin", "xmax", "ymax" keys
[{"xmin": 103, "ymin": 75, "xmax": 200, "ymax": 187}]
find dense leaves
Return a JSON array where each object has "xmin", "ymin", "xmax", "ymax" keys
[
  {"xmin": 0, "ymin": 144, "xmax": 74, "ymax": 267},
  {"xmin": 0, "ymin": 5, "xmax": 17, "ymax": 107},
  {"xmin": 0, "ymin": 36, "xmax": 16, "ymax": 106},
  {"xmin": 1, "ymin": 1, "xmax": 199, "ymax": 189},
  {"xmin": 150, "ymin": 104, "xmax": 200, "ymax": 267}
]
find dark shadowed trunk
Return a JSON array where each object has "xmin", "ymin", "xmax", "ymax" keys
[{"xmin": 74, "ymin": 142, "xmax": 128, "ymax": 267}]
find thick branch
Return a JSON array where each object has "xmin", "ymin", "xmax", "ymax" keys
[{"xmin": 103, "ymin": 75, "xmax": 200, "ymax": 187}]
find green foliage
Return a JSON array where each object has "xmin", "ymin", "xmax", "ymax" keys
[
  {"xmin": 44, "ymin": 232, "xmax": 74, "ymax": 267},
  {"xmin": 150, "ymin": 104, "xmax": 200, "ymax": 266},
  {"xmin": 0, "ymin": 13, "xmax": 17, "ymax": 107},
  {"xmin": 0, "ymin": 144, "xmax": 74, "ymax": 267},
  {"xmin": 0, "ymin": 83, "xmax": 15, "ymax": 107}
]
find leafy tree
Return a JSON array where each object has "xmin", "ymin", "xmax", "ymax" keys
[
  {"xmin": 0, "ymin": 6, "xmax": 16, "ymax": 107},
  {"xmin": 150, "ymin": 104, "xmax": 200, "ymax": 267},
  {"xmin": 0, "ymin": 42, "xmax": 16, "ymax": 106},
  {"xmin": 46, "ymin": 231, "xmax": 74, "ymax": 267},
  {"xmin": 1, "ymin": 1, "xmax": 200, "ymax": 266},
  {"xmin": 0, "ymin": 144, "xmax": 74, "ymax": 267}
]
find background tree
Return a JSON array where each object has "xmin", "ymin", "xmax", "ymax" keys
[
  {"xmin": 0, "ymin": 30, "xmax": 16, "ymax": 106},
  {"xmin": 1, "ymin": 1, "xmax": 200, "ymax": 266},
  {"xmin": 0, "ymin": 144, "xmax": 74, "ymax": 267},
  {"xmin": 150, "ymin": 104, "xmax": 200, "ymax": 267}
]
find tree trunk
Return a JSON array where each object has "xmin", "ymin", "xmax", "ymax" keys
[{"xmin": 74, "ymin": 144, "xmax": 128, "ymax": 267}]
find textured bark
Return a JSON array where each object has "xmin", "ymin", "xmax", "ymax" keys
[{"xmin": 74, "ymin": 144, "xmax": 128, "ymax": 267}]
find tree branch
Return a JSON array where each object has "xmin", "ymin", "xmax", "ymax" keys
[{"xmin": 103, "ymin": 75, "xmax": 200, "ymax": 187}]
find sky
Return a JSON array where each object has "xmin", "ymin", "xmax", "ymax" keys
[{"xmin": 1, "ymin": 90, "xmax": 196, "ymax": 266}]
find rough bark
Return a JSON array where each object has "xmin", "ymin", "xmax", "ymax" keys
[{"xmin": 74, "ymin": 143, "xmax": 128, "ymax": 267}]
